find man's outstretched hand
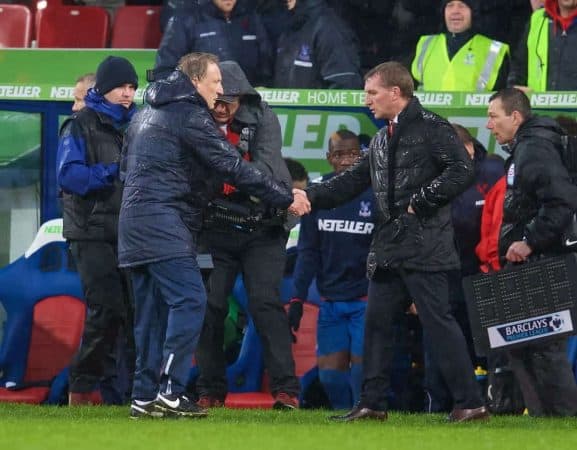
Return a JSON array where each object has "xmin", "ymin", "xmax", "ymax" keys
[{"xmin": 288, "ymin": 188, "xmax": 311, "ymax": 216}]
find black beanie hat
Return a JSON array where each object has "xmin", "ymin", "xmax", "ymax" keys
[
  {"xmin": 441, "ymin": 0, "xmax": 477, "ymax": 13},
  {"xmin": 94, "ymin": 56, "xmax": 138, "ymax": 95}
]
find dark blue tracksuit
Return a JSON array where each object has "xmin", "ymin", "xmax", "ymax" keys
[{"xmin": 292, "ymin": 173, "xmax": 374, "ymax": 409}]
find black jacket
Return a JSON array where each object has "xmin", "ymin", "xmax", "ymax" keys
[
  {"xmin": 273, "ymin": 0, "xmax": 362, "ymax": 89},
  {"xmin": 307, "ymin": 97, "xmax": 473, "ymax": 275},
  {"xmin": 118, "ymin": 70, "xmax": 292, "ymax": 267},
  {"xmin": 499, "ymin": 115, "xmax": 577, "ymax": 256},
  {"xmin": 155, "ymin": 0, "xmax": 273, "ymax": 86},
  {"xmin": 59, "ymin": 105, "xmax": 127, "ymax": 242}
]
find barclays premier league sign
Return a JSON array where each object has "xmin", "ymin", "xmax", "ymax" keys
[{"xmin": 487, "ymin": 310, "xmax": 574, "ymax": 349}]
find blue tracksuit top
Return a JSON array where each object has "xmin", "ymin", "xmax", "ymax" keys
[
  {"xmin": 56, "ymin": 89, "xmax": 136, "ymax": 196},
  {"xmin": 292, "ymin": 173, "xmax": 375, "ymax": 301}
]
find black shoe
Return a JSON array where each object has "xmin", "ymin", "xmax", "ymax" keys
[
  {"xmin": 447, "ymin": 406, "xmax": 490, "ymax": 423},
  {"xmin": 130, "ymin": 400, "xmax": 163, "ymax": 419},
  {"xmin": 329, "ymin": 405, "xmax": 388, "ymax": 422},
  {"xmin": 155, "ymin": 393, "xmax": 209, "ymax": 418}
]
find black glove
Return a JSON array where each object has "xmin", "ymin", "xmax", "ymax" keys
[{"xmin": 287, "ymin": 299, "xmax": 304, "ymax": 333}]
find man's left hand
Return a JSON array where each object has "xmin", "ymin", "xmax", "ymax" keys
[{"xmin": 505, "ymin": 240, "xmax": 533, "ymax": 263}]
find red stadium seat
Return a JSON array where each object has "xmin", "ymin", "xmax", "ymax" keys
[
  {"xmin": 31, "ymin": 1, "xmax": 65, "ymax": 36},
  {"xmin": 36, "ymin": 5, "xmax": 110, "ymax": 48},
  {"xmin": 0, "ymin": 295, "xmax": 85, "ymax": 404},
  {"xmin": 111, "ymin": 5, "xmax": 162, "ymax": 49},
  {"xmin": 224, "ymin": 303, "xmax": 319, "ymax": 409},
  {"xmin": 0, "ymin": 4, "xmax": 32, "ymax": 48}
]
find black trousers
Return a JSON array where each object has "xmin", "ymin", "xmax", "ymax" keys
[
  {"xmin": 360, "ymin": 268, "xmax": 482, "ymax": 411},
  {"xmin": 508, "ymin": 337, "xmax": 577, "ymax": 416},
  {"xmin": 423, "ymin": 269, "xmax": 480, "ymax": 412},
  {"xmin": 196, "ymin": 227, "xmax": 299, "ymax": 398},
  {"xmin": 68, "ymin": 240, "xmax": 134, "ymax": 402}
]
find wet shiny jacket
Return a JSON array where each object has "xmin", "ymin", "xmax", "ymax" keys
[
  {"xmin": 499, "ymin": 115, "xmax": 577, "ymax": 256},
  {"xmin": 118, "ymin": 70, "xmax": 292, "ymax": 267},
  {"xmin": 307, "ymin": 96, "xmax": 473, "ymax": 275}
]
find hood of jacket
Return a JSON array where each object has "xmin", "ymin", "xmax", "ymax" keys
[
  {"xmin": 513, "ymin": 115, "xmax": 565, "ymax": 153},
  {"xmin": 545, "ymin": 0, "xmax": 577, "ymax": 32},
  {"xmin": 145, "ymin": 70, "xmax": 206, "ymax": 109},
  {"xmin": 219, "ymin": 60, "xmax": 260, "ymax": 100},
  {"xmin": 289, "ymin": 0, "xmax": 326, "ymax": 30},
  {"xmin": 219, "ymin": 60, "xmax": 262, "ymax": 124}
]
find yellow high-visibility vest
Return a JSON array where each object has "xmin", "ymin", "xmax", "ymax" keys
[
  {"xmin": 526, "ymin": 9, "xmax": 549, "ymax": 91},
  {"xmin": 411, "ymin": 33, "xmax": 509, "ymax": 91}
]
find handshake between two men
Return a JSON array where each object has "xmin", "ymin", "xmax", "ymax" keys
[{"xmin": 287, "ymin": 188, "xmax": 311, "ymax": 217}]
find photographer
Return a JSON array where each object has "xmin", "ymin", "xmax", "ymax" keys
[{"xmin": 196, "ymin": 61, "xmax": 300, "ymax": 409}]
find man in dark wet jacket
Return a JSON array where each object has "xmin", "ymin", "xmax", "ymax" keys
[
  {"xmin": 295, "ymin": 62, "xmax": 487, "ymax": 423},
  {"xmin": 119, "ymin": 52, "xmax": 308, "ymax": 419},
  {"xmin": 195, "ymin": 60, "xmax": 301, "ymax": 409},
  {"xmin": 155, "ymin": 0, "xmax": 273, "ymax": 86},
  {"xmin": 273, "ymin": 0, "xmax": 363, "ymax": 89},
  {"xmin": 487, "ymin": 87, "xmax": 577, "ymax": 416}
]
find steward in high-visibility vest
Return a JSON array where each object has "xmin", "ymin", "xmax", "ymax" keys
[
  {"xmin": 411, "ymin": 0, "xmax": 510, "ymax": 92},
  {"xmin": 508, "ymin": 0, "xmax": 577, "ymax": 91}
]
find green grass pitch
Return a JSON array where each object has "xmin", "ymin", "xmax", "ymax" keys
[{"xmin": 1, "ymin": 404, "xmax": 577, "ymax": 450}]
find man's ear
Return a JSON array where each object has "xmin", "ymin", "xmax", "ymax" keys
[
  {"xmin": 326, "ymin": 151, "xmax": 331, "ymax": 162},
  {"xmin": 512, "ymin": 110, "xmax": 524, "ymax": 127}
]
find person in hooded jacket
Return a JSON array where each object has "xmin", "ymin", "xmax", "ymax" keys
[
  {"xmin": 411, "ymin": 0, "xmax": 510, "ymax": 92},
  {"xmin": 159, "ymin": 0, "xmax": 203, "ymax": 31},
  {"xmin": 57, "ymin": 56, "xmax": 138, "ymax": 405},
  {"xmin": 154, "ymin": 0, "xmax": 273, "ymax": 86},
  {"xmin": 508, "ymin": 0, "xmax": 577, "ymax": 91},
  {"xmin": 273, "ymin": 0, "xmax": 363, "ymax": 89},
  {"xmin": 119, "ymin": 52, "xmax": 309, "ymax": 419},
  {"xmin": 194, "ymin": 60, "xmax": 301, "ymax": 409},
  {"xmin": 486, "ymin": 87, "xmax": 577, "ymax": 416}
]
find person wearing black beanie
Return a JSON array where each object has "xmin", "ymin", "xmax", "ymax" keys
[
  {"xmin": 411, "ymin": 0, "xmax": 510, "ymax": 91},
  {"xmin": 56, "ymin": 54, "xmax": 138, "ymax": 406},
  {"xmin": 441, "ymin": 0, "xmax": 477, "ymax": 14},
  {"xmin": 95, "ymin": 56, "xmax": 139, "ymax": 96}
]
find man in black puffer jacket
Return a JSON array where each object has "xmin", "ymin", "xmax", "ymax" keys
[
  {"xmin": 297, "ymin": 62, "xmax": 487, "ymax": 423},
  {"xmin": 119, "ymin": 52, "xmax": 308, "ymax": 419},
  {"xmin": 487, "ymin": 87, "xmax": 577, "ymax": 417}
]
